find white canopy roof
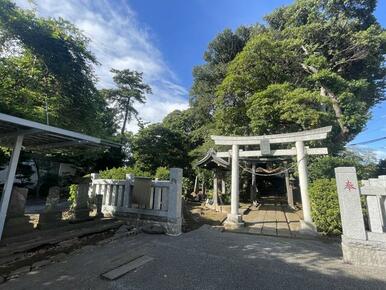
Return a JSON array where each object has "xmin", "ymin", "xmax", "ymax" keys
[{"xmin": 0, "ymin": 113, "xmax": 119, "ymax": 151}]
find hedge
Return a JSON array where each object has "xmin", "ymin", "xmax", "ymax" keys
[
  {"xmin": 98, "ymin": 167, "xmax": 152, "ymax": 179},
  {"xmin": 309, "ymin": 178, "xmax": 342, "ymax": 235}
]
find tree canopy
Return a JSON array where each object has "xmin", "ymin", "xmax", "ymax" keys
[
  {"xmin": 215, "ymin": 0, "xmax": 386, "ymax": 147},
  {"xmin": 130, "ymin": 124, "xmax": 190, "ymax": 174},
  {"xmin": 101, "ymin": 69, "xmax": 152, "ymax": 135},
  {"xmin": 1, "ymin": 0, "xmax": 385, "ymax": 186},
  {"xmin": 0, "ymin": 0, "xmax": 115, "ymax": 137},
  {"xmin": 155, "ymin": 0, "xmax": 386, "ymax": 184}
]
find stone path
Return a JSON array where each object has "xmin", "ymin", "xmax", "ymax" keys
[{"xmin": 234, "ymin": 197, "xmax": 304, "ymax": 237}]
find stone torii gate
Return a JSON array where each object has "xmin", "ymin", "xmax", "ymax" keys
[{"xmin": 211, "ymin": 126, "xmax": 332, "ymax": 233}]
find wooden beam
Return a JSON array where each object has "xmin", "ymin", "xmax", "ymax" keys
[{"xmin": 216, "ymin": 147, "xmax": 328, "ymax": 158}]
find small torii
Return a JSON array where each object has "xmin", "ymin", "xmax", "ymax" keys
[{"xmin": 211, "ymin": 126, "xmax": 331, "ymax": 233}]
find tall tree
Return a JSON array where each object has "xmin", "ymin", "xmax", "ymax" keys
[
  {"xmin": 0, "ymin": 0, "xmax": 115, "ymax": 137},
  {"xmin": 215, "ymin": 0, "xmax": 386, "ymax": 148},
  {"xmin": 190, "ymin": 26, "xmax": 254, "ymax": 123},
  {"xmin": 131, "ymin": 124, "xmax": 190, "ymax": 174},
  {"xmin": 102, "ymin": 69, "xmax": 152, "ymax": 135}
]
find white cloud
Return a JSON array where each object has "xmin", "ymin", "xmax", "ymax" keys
[
  {"xmin": 15, "ymin": 0, "xmax": 189, "ymax": 132},
  {"xmin": 373, "ymin": 150, "xmax": 386, "ymax": 160},
  {"xmin": 346, "ymin": 145, "xmax": 386, "ymax": 161}
]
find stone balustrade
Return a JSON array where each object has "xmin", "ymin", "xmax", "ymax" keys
[
  {"xmin": 89, "ymin": 168, "xmax": 183, "ymax": 235},
  {"xmin": 335, "ymin": 167, "xmax": 386, "ymax": 267}
]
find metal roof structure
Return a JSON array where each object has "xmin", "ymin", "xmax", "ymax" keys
[
  {"xmin": 0, "ymin": 113, "xmax": 120, "ymax": 151},
  {"xmin": 0, "ymin": 113, "xmax": 121, "ymax": 241}
]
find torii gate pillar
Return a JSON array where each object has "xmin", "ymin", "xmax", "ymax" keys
[
  {"xmin": 296, "ymin": 141, "xmax": 316, "ymax": 233},
  {"xmin": 223, "ymin": 144, "xmax": 244, "ymax": 229}
]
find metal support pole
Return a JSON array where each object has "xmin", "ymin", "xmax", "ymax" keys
[{"xmin": 0, "ymin": 135, "xmax": 24, "ymax": 240}]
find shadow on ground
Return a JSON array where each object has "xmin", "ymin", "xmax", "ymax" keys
[{"xmin": 2, "ymin": 225, "xmax": 386, "ymax": 290}]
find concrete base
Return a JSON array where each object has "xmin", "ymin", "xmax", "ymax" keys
[
  {"xmin": 73, "ymin": 208, "xmax": 90, "ymax": 221},
  {"xmin": 38, "ymin": 211, "xmax": 66, "ymax": 229},
  {"xmin": 299, "ymin": 220, "xmax": 318, "ymax": 236},
  {"xmin": 224, "ymin": 214, "xmax": 244, "ymax": 230},
  {"xmin": 3, "ymin": 216, "xmax": 34, "ymax": 238},
  {"xmin": 342, "ymin": 236, "xmax": 386, "ymax": 268}
]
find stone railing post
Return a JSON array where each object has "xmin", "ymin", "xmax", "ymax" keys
[
  {"xmin": 335, "ymin": 167, "xmax": 366, "ymax": 240},
  {"xmin": 89, "ymin": 173, "xmax": 99, "ymax": 198},
  {"xmin": 124, "ymin": 173, "xmax": 134, "ymax": 208},
  {"xmin": 74, "ymin": 182, "xmax": 90, "ymax": 221},
  {"xmin": 377, "ymin": 175, "xmax": 386, "ymax": 227},
  {"xmin": 167, "ymin": 168, "xmax": 183, "ymax": 235}
]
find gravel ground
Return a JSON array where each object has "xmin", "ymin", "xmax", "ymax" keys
[{"xmin": 3, "ymin": 225, "xmax": 386, "ymax": 290}]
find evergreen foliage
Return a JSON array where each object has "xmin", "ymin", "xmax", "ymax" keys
[{"xmin": 309, "ymin": 178, "xmax": 342, "ymax": 235}]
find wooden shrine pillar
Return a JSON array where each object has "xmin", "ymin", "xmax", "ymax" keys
[
  {"xmin": 250, "ymin": 163, "xmax": 257, "ymax": 202},
  {"xmin": 284, "ymin": 170, "xmax": 294, "ymax": 209},
  {"xmin": 213, "ymin": 170, "xmax": 219, "ymax": 207}
]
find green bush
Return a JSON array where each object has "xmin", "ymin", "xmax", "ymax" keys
[
  {"xmin": 309, "ymin": 178, "xmax": 342, "ymax": 235},
  {"xmin": 98, "ymin": 167, "xmax": 151, "ymax": 179},
  {"xmin": 155, "ymin": 167, "xmax": 169, "ymax": 180},
  {"xmin": 68, "ymin": 184, "xmax": 78, "ymax": 209},
  {"xmin": 221, "ymin": 194, "xmax": 231, "ymax": 205},
  {"xmin": 182, "ymin": 177, "xmax": 193, "ymax": 195},
  {"xmin": 309, "ymin": 155, "xmax": 377, "ymax": 182}
]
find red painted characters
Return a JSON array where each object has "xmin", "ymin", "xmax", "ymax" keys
[{"xmin": 344, "ymin": 180, "xmax": 356, "ymax": 192}]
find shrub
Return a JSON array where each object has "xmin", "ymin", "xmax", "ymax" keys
[
  {"xmin": 309, "ymin": 155, "xmax": 377, "ymax": 182},
  {"xmin": 155, "ymin": 167, "xmax": 169, "ymax": 180},
  {"xmin": 68, "ymin": 184, "xmax": 78, "ymax": 209},
  {"xmin": 182, "ymin": 177, "xmax": 193, "ymax": 196},
  {"xmin": 309, "ymin": 178, "xmax": 341, "ymax": 235},
  {"xmin": 98, "ymin": 167, "xmax": 151, "ymax": 179}
]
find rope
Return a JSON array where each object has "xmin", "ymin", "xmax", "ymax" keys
[{"xmin": 238, "ymin": 155, "xmax": 306, "ymax": 176}]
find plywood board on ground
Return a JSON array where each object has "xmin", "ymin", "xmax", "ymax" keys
[{"xmin": 101, "ymin": 255, "xmax": 153, "ymax": 280}]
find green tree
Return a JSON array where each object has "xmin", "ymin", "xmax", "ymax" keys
[
  {"xmin": 377, "ymin": 159, "xmax": 386, "ymax": 176},
  {"xmin": 102, "ymin": 69, "xmax": 152, "ymax": 135},
  {"xmin": 215, "ymin": 0, "xmax": 386, "ymax": 147},
  {"xmin": 189, "ymin": 26, "xmax": 255, "ymax": 138},
  {"xmin": 308, "ymin": 150, "xmax": 377, "ymax": 182},
  {"xmin": 0, "ymin": 0, "xmax": 115, "ymax": 136},
  {"xmin": 131, "ymin": 124, "xmax": 189, "ymax": 174}
]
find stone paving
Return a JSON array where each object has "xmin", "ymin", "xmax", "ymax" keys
[
  {"xmin": 236, "ymin": 197, "xmax": 304, "ymax": 237},
  {"xmin": 3, "ymin": 225, "xmax": 386, "ymax": 290}
]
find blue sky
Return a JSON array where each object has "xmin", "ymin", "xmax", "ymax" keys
[{"xmin": 16, "ymin": 0, "xmax": 386, "ymax": 157}]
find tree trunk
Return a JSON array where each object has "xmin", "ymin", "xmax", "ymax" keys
[
  {"xmin": 320, "ymin": 86, "xmax": 350, "ymax": 141},
  {"xmin": 121, "ymin": 107, "xmax": 129, "ymax": 135},
  {"xmin": 301, "ymin": 63, "xmax": 350, "ymax": 142},
  {"xmin": 120, "ymin": 97, "xmax": 132, "ymax": 135}
]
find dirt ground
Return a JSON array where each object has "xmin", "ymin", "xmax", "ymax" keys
[{"xmin": 183, "ymin": 201, "xmax": 227, "ymax": 231}]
